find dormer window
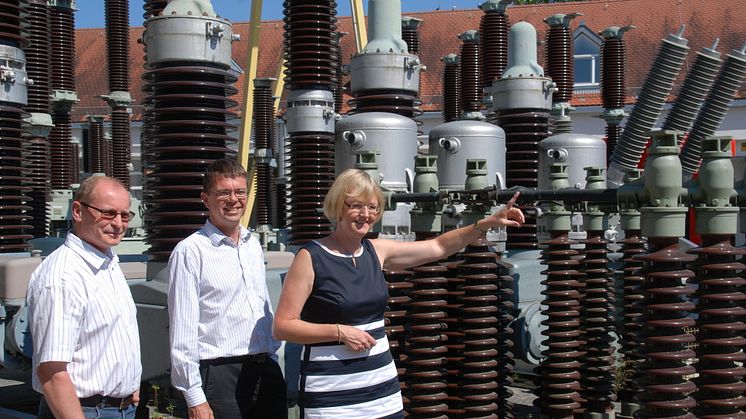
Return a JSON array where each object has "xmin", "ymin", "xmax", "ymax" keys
[{"xmin": 573, "ymin": 23, "xmax": 602, "ymax": 88}]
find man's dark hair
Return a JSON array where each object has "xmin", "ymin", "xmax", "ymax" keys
[{"xmin": 202, "ymin": 159, "xmax": 249, "ymax": 191}]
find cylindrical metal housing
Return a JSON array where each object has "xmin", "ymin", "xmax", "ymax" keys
[
  {"xmin": 0, "ymin": 45, "xmax": 28, "ymax": 105},
  {"xmin": 538, "ymin": 134, "xmax": 607, "ymax": 190},
  {"xmin": 348, "ymin": 53, "xmax": 421, "ymax": 94},
  {"xmin": 285, "ymin": 89, "xmax": 336, "ymax": 134},
  {"xmin": 336, "ymin": 112, "xmax": 417, "ymax": 191},
  {"xmin": 142, "ymin": 15, "xmax": 234, "ymax": 67},
  {"xmin": 428, "ymin": 120, "xmax": 506, "ymax": 190}
]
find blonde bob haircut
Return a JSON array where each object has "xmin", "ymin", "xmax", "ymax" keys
[{"xmin": 323, "ymin": 169, "xmax": 385, "ymax": 224}]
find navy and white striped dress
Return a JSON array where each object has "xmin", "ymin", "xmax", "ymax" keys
[{"xmin": 299, "ymin": 239, "xmax": 403, "ymax": 419}]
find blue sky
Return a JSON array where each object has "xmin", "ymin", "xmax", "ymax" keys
[{"xmin": 76, "ymin": 1, "xmax": 484, "ymax": 28}]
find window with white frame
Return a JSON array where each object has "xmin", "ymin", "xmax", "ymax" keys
[{"xmin": 573, "ymin": 25, "xmax": 602, "ymax": 88}]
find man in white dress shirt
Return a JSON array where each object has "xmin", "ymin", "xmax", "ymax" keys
[
  {"xmin": 168, "ymin": 159, "xmax": 286, "ymax": 419},
  {"xmin": 27, "ymin": 176, "xmax": 142, "ymax": 419}
]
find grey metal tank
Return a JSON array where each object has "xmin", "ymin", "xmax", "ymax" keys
[
  {"xmin": 335, "ymin": 112, "xmax": 418, "ymax": 191},
  {"xmin": 428, "ymin": 120, "xmax": 506, "ymax": 190},
  {"xmin": 538, "ymin": 133, "xmax": 607, "ymax": 189}
]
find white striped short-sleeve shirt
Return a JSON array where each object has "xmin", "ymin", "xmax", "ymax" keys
[
  {"xmin": 167, "ymin": 220, "xmax": 281, "ymax": 407},
  {"xmin": 27, "ymin": 233, "xmax": 142, "ymax": 398}
]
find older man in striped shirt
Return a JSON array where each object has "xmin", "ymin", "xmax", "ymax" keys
[
  {"xmin": 27, "ymin": 176, "xmax": 142, "ymax": 419},
  {"xmin": 168, "ymin": 159, "xmax": 286, "ymax": 419}
]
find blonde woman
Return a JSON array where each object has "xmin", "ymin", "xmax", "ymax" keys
[{"xmin": 274, "ymin": 169, "xmax": 524, "ymax": 418}]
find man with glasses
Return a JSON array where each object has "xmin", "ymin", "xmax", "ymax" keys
[
  {"xmin": 27, "ymin": 176, "xmax": 142, "ymax": 418},
  {"xmin": 168, "ymin": 159, "xmax": 286, "ymax": 419}
]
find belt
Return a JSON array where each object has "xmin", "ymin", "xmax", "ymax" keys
[
  {"xmin": 200, "ymin": 353, "xmax": 268, "ymax": 366},
  {"xmin": 79, "ymin": 394, "xmax": 134, "ymax": 410}
]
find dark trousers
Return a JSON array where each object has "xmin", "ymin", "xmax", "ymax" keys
[{"xmin": 200, "ymin": 356, "xmax": 287, "ymax": 419}]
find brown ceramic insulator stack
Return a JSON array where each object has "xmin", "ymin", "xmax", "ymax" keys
[
  {"xmin": 252, "ymin": 80, "xmax": 275, "ymax": 226},
  {"xmin": 405, "ymin": 262, "xmax": 449, "ymax": 418},
  {"xmin": 383, "ymin": 269, "xmax": 412, "ymax": 386},
  {"xmin": 142, "ymin": 65, "xmax": 238, "ymax": 261},
  {"xmin": 22, "ymin": 0, "xmax": 50, "ymax": 238},
  {"xmin": 495, "ymin": 256, "xmax": 515, "ymax": 418},
  {"xmin": 443, "ymin": 257, "xmax": 465, "ymax": 417},
  {"xmin": 48, "ymin": 4, "xmax": 75, "ymax": 189},
  {"xmin": 106, "ymin": 0, "xmax": 131, "ymax": 188},
  {"xmin": 578, "ymin": 230, "xmax": 616, "ymax": 415},
  {"xmin": 497, "ymin": 110, "xmax": 548, "ymax": 249},
  {"xmin": 601, "ymin": 37, "xmax": 625, "ymax": 110},
  {"xmin": 331, "ymin": 32, "xmax": 345, "ymax": 113},
  {"xmin": 49, "ymin": 110, "xmax": 75, "ymax": 188},
  {"xmin": 283, "ymin": 0, "xmax": 337, "ymax": 245},
  {"xmin": 105, "ymin": 0, "xmax": 128, "ymax": 92},
  {"xmin": 479, "ymin": 6, "xmax": 508, "ymax": 89},
  {"xmin": 102, "ymin": 135, "xmax": 112, "ymax": 176},
  {"xmin": 0, "ymin": 0, "xmax": 22, "ymax": 42},
  {"xmin": 457, "ymin": 236, "xmax": 500, "ymax": 418},
  {"xmin": 275, "ymin": 179, "xmax": 287, "ymax": 228},
  {"xmin": 442, "ymin": 55, "xmax": 461, "ymax": 123},
  {"xmin": 142, "ymin": 0, "xmax": 167, "ymax": 20},
  {"xmin": 24, "ymin": 0, "xmax": 51, "ymax": 113},
  {"xmin": 600, "ymin": 34, "xmax": 625, "ymax": 164},
  {"xmin": 87, "ymin": 119, "xmax": 105, "ymax": 173},
  {"xmin": 460, "ymin": 36, "xmax": 481, "ymax": 115},
  {"xmin": 615, "ymin": 230, "xmax": 647, "ymax": 403},
  {"xmin": 634, "ymin": 237, "xmax": 697, "ymax": 419},
  {"xmin": 348, "ymin": 91, "xmax": 423, "ymax": 121},
  {"xmin": 545, "ymin": 23, "xmax": 573, "ymax": 105},
  {"xmin": 534, "ymin": 231, "xmax": 585, "ymax": 418},
  {"xmin": 0, "ymin": 104, "xmax": 32, "ymax": 252},
  {"xmin": 689, "ymin": 236, "xmax": 746, "ymax": 417},
  {"xmin": 110, "ymin": 109, "xmax": 130, "ymax": 185},
  {"xmin": 401, "ymin": 20, "xmax": 420, "ymax": 56}
]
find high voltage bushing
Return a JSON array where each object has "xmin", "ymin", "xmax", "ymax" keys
[
  {"xmin": 684, "ymin": 137, "xmax": 746, "ymax": 417},
  {"xmin": 253, "ymin": 78, "xmax": 276, "ymax": 228},
  {"xmin": 405, "ymin": 262, "xmax": 449, "ymax": 418},
  {"xmin": 608, "ymin": 26, "xmax": 689, "ymax": 187},
  {"xmin": 544, "ymin": 13, "xmax": 580, "ymax": 106},
  {"xmin": 401, "ymin": 16, "xmax": 422, "ymax": 56},
  {"xmin": 533, "ymin": 163, "xmax": 584, "ymax": 418},
  {"xmin": 86, "ymin": 116, "xmax": 106, "ymax": 174},
  {"xmin": 0, "ymin": 0, "xmax": 32, "ymax": 252},
  {"xmin": 283, "ymin": 0, "xmax": 337, "ymax": 245},
  {"xmin": 599, "ymin": 25, "xmax": 633, "ymax": 165},
  {"xmin": 662, "ymin": 40, "xmax": 722, "ymax": 133},
  {"xmin": 22, "ymin": 0, "xmax": 53, "ymax": 240},
  {"xmin": 618, "ymin": 131, "xmax": 697, "ymax": 418},
  {"xmin": 492, "ymin": 21, "xmax": 554, "ymax": 250},
  {"xmin": 457, "ymin": 237, "xmax": 501, "ymax": 418},
  {"xmin": 614, "ymin": 169, "xmax": 646, "ymax": 418},
  {"xmin": 49, "ymin": 0, "xmax": 78, "ymax": 189},
  {"xmin": 102, "ymin": 0, "xmax": 132, "ymax": 189},
  {"xmin": 141, "ymin": 0, "xmax": 240, "ymax": 261},
  {"xmin": 441, "ymin": 54, "xmax": 461, "ymax": 123},
  {"xmin": 143, "ymin": 0, "xmax": 167, "ymax": 20},
  {"xmin": 458, "ymin": 30, "xmax": 483, "ymax": 119},
  {"xmin": 578, "ymin": 167, "xmax": 616, "ymax": 417},
  {"xmin": 680, "ymin": 43, "xmax": 746, "ymax": 178},
  {"xmin": 479, "ymin": 0, "xmax": 509, "ymax": 90},
  {"xmin": 347, "ymin": 0, "xmax": 423, "ymax": 125}
]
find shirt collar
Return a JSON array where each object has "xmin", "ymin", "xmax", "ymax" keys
[
  {"xmin": 64, "ymin": 232, "xmax": 118, "ymax": 270},
  {"xmin": 203, "ymin": 219, "xmax": 251, "ymax": 247}
]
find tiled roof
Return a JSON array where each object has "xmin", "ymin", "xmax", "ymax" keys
[{"xmin": 72, "ymin": 0, "xmax": 746, "ymax": 122}]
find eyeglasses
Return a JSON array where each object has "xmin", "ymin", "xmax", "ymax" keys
[
  {"xmin": 212, "ymin": 189, "xmax": 248, "ymax": 200},
  {"xmin": 345, "ymin": 202, "xmax": 381, "ymax": 215},
  {"xmin": 80, "ymin": 202, "xmax": 136, "ymax": 222}
]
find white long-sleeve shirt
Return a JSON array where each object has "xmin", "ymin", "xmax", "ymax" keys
[
  {"xmin": 27, "ymin": 233, "xmax": 142, "ymax": 398},
  {"xmin": 167, "ymin": 220, "xmax": 280, "ymax": 407}
]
